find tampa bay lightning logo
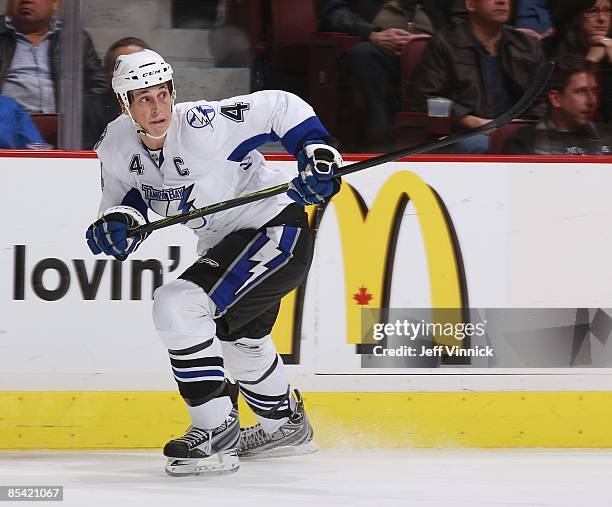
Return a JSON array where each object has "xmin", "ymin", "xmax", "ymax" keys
[
  {"xmin": 187, "ymin": 105, "xmax": 215, "ymax": 129},
  {"xmin": 141, "ymin": 183, "xmax": 206, "ymax": 230}
]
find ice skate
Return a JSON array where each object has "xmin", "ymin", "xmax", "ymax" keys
[
  {"xmin": 238, "ymin": 389, "xmax": 318, "ymax": 459},
  {"xmin": 163, "ymin": 408, "xmax": 240, "ymax": 476}
]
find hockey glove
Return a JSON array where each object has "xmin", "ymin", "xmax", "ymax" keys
[
  {"xmin": 287, "ymin": 142, "xmax": 343, "ymax": 206},
  {"xmin": 85, "ymin": 205, "xmax": 148, "ymax": 261}
]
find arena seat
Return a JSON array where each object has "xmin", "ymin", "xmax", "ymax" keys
[
  {"xmin": 225, "ymin": 0, "xmax": 268, "ymax": 62},
  {"xmin": 309, "ymin": 33, "xmax": 436, "ymax": 150},
  {"xmin": 226, "ymin": 0, "xmax": 316, "ymax": 98},
  {"xmin": 30, "ymin": 113, "xmax": 59, "ymax": 148},
  {"xmin": 490, "ymin": 120, "xmax": 537, "ymax": 154},
  {"xmin": 394, "ymin": 36, "xmax": 438, "ymax": 148},
  {"xmin": 399, "ymin": 36, "xmax": 431, "ymax": 111},
  {"xmin": 308, "ymin": 32, "xmax": 360, "ymax": 144},
  {"xmin": 268, "ymin": 0, "xmax": 317, "ymax": 98},
  {"xmin": 227, "ymin": 1, "xmax": 436, "ymax": 150}
]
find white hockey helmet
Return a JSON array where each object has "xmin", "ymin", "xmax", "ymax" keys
[
  {"xmin": 112, "ymin": 49, "xmax": 176, "ymax": 139},
  {"xmin": 112, "ymin": 49, "xmax": 175, "ymax": 107}
]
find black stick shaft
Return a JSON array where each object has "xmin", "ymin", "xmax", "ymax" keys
[{"xmin": 128, "ymin": 61, "xmax": 554, "ymax": 238}]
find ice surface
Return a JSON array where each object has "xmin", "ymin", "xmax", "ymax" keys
[{"xmin": 1, "ymin": 449, "xmax": 611, "ymax": 506}]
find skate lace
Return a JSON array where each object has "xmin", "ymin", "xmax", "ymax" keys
[
  {"xmin": 177, "ymin": 427, "xmax": 213, "ymax": 452},
  {"xmin": 241, "ymin": 424, "xmax": 270, "ymax": 450}
]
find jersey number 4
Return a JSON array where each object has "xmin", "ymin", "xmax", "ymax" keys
[
  {"xmin": 129, "ymin": 154, "xmax": 144, "ymax": 175},
  {"xmin": 220, "ymin": 102, "xmax": 250, "ymax": 122}
]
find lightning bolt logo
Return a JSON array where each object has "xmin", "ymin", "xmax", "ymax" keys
[
  {"xmin": 178, "ymin": 184, "xmax": 206, "ymax": 229},
  {"xmin": 178, "ymin": 184, "xmax": 196, "ymax": 216},
  {"xmin": 236, "ymin": 239, "xmax": 282, "ymax": 293}
]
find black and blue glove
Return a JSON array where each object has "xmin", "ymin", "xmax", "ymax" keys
[
  {"xmin": 86, "ymin": 205, "xmax": 148, "ymax": 261},
  {"xmin": 287, "ymin": 142, "xmax": 343, "ymax": 206}
]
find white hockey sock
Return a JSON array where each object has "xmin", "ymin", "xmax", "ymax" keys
[
  {"xmin": 153, "ymin": 279, "xmax": 231, "ymax": 429},
  {"xmin": 222, "ymin": 335, "xmax": 295, "ymax": 433},
  {"xmin": 186, "ymin": 396, "xmax": 233, "ymax": 430}
]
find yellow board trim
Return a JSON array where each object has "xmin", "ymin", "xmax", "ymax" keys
[{"xmin": 2, "ymin": 392, "xmax": 612, "ymax": 449}]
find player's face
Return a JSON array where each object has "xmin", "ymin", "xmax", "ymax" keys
[
  {"xmin": 8, "ymin": 0, "xmax": 58, "ymax": 26},
  {"xmin": 550, "ymin": 72, "xmax": 599, "ymax": 129},
  {"xmin": 465, "ymin": 0, "xmax": 510, "ymax": 25},
  {"xmin": 580, "ymin": 0, "xmax": 611, "ymax": 38},
  {"xmin": 128, "ymin": 84, "xmax": 173, "ymax": 138}
]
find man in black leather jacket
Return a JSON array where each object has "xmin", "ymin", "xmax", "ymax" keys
[
  {"xmin": 412, "ymin": 0, "xmax": 545, "ymax": 153},
  {"xmin": 0, "ymin": 0, "xmax": 108, "ymax": 149},
  {"xmin": 319, "ymin": 0, "xmax": 467, "ymax": 151}
]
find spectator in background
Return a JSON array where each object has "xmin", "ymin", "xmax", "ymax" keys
[
  {"xmin": 502, "ymin": 55, "xmax": 612, "ymax": 155},
  {"xmin": 209, "ymin": 0, "xmax": 251, "ymax": 68},
  {"xmin": 0, "ymin": 0, "xmax": 108, "ymax": 148},
  {"xmin": 542, "ymin": 0, "xmax": 612, "ymax": 122},
  {"xmin": 0, "ymin": 94, "xmax": 47, "ymax": 148},
  {"xmin": 513, "ymin": 0, "xmax": 552, "ymax": 40},
  {"xmin": 319, "ymin": 0, "xmax": 467, "ymax": 151},
  {"xmin": 102, "ymin": 37, "xmax": 149, "ymax": 126},
  {"xmin": 412, "ymin": 0, "xmax": 545, "ymax": 153}
]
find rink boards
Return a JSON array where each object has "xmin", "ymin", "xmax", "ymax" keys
[{"xmin": 2, "ymin": 151, "xmax": 612, "ymax": 449}]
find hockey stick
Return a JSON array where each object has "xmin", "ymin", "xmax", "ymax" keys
[{"xmin": 127, "ymin": 61, "xmax": 554, "ymax": 238}]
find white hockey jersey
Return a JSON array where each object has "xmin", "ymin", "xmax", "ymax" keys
[{"xmin": 95, "ymin": 90, "xmax": 329, "ymax": 255}]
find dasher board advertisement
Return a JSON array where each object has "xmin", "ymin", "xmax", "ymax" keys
[{"xmin": 2, "ymin": 154, "xmax": 612, "ymax": 389}]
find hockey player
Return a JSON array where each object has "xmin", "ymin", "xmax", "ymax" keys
[{"xmin": 85, "ymin": 50, "xmax": 342, "ymax": 476}]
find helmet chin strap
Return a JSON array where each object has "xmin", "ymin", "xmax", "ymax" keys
[
  {"xmin": 124, "ymin": 93, "xmax": 176, "ymax": 141},
  {"xmin": 136, "ymin": 122, "xmax": 170, "ymax": 140},
  {"xmin": 127, "ymin": 106, "xmax": 173, "ymax": 140}
]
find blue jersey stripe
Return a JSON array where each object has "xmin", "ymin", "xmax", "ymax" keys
[
  {"xmin": 121, "ymin": 188, "xmax": 149, "ymax": 221},
  {"xmin": 280, "ymin": 116, "xmax": 329, "ymax": 156},
  {"xmin": 227, "ymin": 132, "xmax": 280, "ymax": 162},
  {"xmin": 226, "ymin": 115, "xmax": 329, "ymax": 162}
]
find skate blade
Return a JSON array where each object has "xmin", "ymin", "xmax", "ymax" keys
[
  {"xmin": 240, "ymin": 440, "xmax": 318, "ymax": 460},
  {"xmin": 165, "ymin": 449, "xmax": 240, "ymax": 477}
]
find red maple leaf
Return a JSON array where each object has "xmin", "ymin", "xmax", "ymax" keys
[{"xmin": 353, "ymin": 287, "xmax": 373, "ymax": 305}]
